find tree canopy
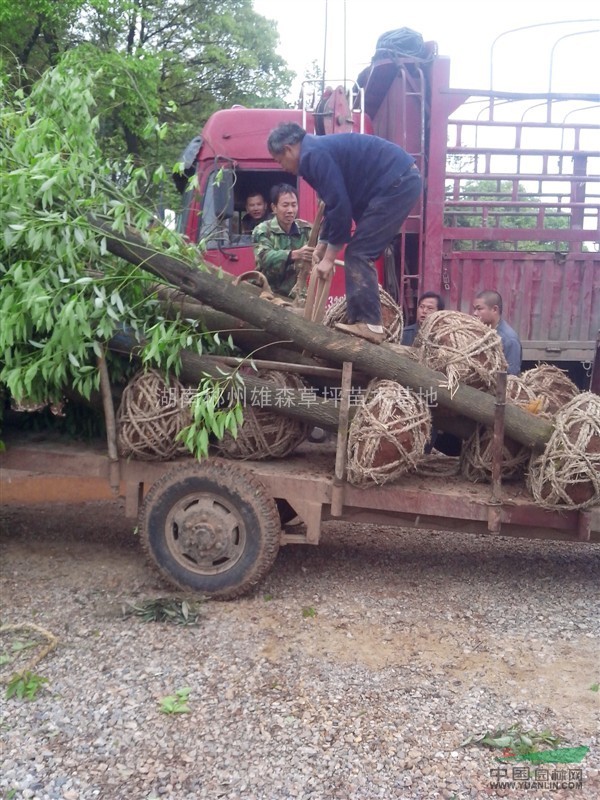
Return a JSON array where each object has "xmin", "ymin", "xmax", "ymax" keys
[
  {"xmin": 2, "ymin": 0, "xmax": 294, "ymax": 173},
  {"xmin": 0, "ymin": 61, "xmax": 243, "ymax": 455}
]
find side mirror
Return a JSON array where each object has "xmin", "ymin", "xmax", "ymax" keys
[{"xmin": 213, "ymin": 169, "xmax": 234, "ymax": 220}]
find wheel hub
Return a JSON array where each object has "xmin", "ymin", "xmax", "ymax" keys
[
  {"xmin": 179, "ymin": 512, "xmax": 229, "ymax": 560},
  {"xmin": 171, "ymin": 500, "xmax": 241, "ymax": 567}
]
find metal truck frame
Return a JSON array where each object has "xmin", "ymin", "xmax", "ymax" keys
[
  {"xmin": 176, "ymin": 34, "xmax": 599, "ymax": 386},
  {"xmin": 2, "ymin": 363, "xmax": 598, "ymax": 600}
]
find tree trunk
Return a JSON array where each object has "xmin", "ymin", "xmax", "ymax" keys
[
  {"xmin": 92, "ymin": 217, "xmax": 553, "ymax": 449},
  {"xmin": 109, "ymin": 331, "xmax": 341, "ymax": 431}
]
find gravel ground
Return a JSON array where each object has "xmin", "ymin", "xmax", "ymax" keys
[{"xmin": 0, "ymin": 499, "xmax": 599, "ymax": 800}]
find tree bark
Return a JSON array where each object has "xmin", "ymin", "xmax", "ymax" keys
[
  {"xmin": 109, "ymin": 330, "xmax": 342, "ymax": 431},
  {"xmin": 155, "ymin": 285, "xmax": 306, "ymax": 361},
  {"xmin": 92, "ymin": 217, "xmax": 553, "ymax": 449}
]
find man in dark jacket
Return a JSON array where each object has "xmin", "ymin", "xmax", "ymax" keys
[
  {"xmin": 267, "ymin": 123, "xmax": 422, "ymax": 343},
  {"xmin": 401, "ymin": 292, "xmax": 445, "ymax": 345}
]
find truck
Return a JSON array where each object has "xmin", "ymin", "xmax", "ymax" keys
[
  {"xmin": 174, "ymin": 28, "xmax": 600, "ymax": 389},
  {"xmin": 2, "ymin": 30, "xmax": 598, "ymax": 600}
]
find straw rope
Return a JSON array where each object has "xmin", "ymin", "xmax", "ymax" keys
[
  {"xmin": 521, "ymin": 364, "xmax": 579, "ymax": 415},
  {"xmin": 116, "ymin": 369, "xmax": 191, "ymax": 461},
  {"xmin": 460, "ymin": 374, "xmax": 551, "ymax": 483},
  {"xmin": 214, "ymin": 371, "xmax": 311, "ymax": 460},
  {"xmin": 0, "ymin": 623, "xmax": 58, "ymax": 683},
  {"xmin": 323, "ymin": 286, "xmax": 404, "ymax": 343},
  {"xmin": 414, "ymin": 311, "xmax": 507, "ymax": 398},
  {"xmin": 527, "ymin": 392, "xmax": 600, "ymax": 510},
  {"xmin": 347, "ymin": 379, "xmax": 431, "ymax": 486}
]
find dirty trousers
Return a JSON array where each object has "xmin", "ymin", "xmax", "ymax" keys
[{"xmin": 344, "ymin": 170, "xmax": 422, "ymax": 325}]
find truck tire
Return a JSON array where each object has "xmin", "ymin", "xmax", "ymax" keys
[{"xmin": 139, "ymin": 461, "xmax": 281, "ymax": 599}]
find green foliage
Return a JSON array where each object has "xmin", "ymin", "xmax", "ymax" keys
[
  {"xmin": 178, "ymin": 371, "xmax": 245, "ymax": 459},
  {"xmin": 159, "ymin": 687, "xmax": 191, "ymax": 714},
  {"xmin": 0, "ymin": 61, "xmax": 239, "ymax": 453},
  {"xmin": 302, "ymin": 606, "xmax": 317, "ymax": 619},
  {"xmin": 123, "ymin": 598, "xmax": 203, "ymax": 625},
  {"xmin": 461, "ymin": 723, "xmax": 563, "ymax": 755},
  {"xmin": 590, "ymin": 683, "xmax": 599, "ymax": 692},
  {"xmin": 5, "ymin": 670, "xmax": 49, "ymax": 701}
]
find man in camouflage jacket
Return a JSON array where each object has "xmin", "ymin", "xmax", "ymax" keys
[{"xmin": 252, "ymin": 183, "xmax": 314, "ymax": 297}]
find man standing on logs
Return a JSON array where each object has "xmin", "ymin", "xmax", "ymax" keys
[{"xmin": 267, "ymin": 123, "xmax": 422, "ymax": 344}]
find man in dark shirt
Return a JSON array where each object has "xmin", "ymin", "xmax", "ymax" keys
[
  {"xmin": 473, "ymin": 289, "xmax": 522, "ymax": 375},
  {"xmin": 241, "ymin": 192, "xmax": 270, "ymax": 233},
  {"xmin": 267, "ymin": 123, "xmax": 422, "ymax": 344},
  {"xmin": 401, "ymin": 291, "xmax": 445, "ymax": 345}
]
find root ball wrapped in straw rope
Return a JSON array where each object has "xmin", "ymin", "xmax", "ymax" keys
[
  {"xmin": 347, "ymin": 379, "xmax": 431, "ymax": 486},
  {"xmin": 214, "ymin": 371, "xmax": 311, "ymax": 460},
  {"xmin": 460, "ymin": 375, "xmax": 551, "ymax": 483},
  {"xmin": 117, "ymin": 369, "xmax": 191, "ymax": 461},
  {"xmin": 527, "ymin": 392, "xmax": 600, "ymax": 510},
  {"xmin": 521, "ymin": 364, "xmax": 579, "ymax": 415},
  {"xmin": 323, "ymin": 287, "xmax": 404, "ymax": 343},
  {"xmin": 413, "ymin": 310, "xmax": 507, "ymax": 397}
]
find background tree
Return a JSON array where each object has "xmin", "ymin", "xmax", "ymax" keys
[{"xmin": 2, "ymin": 0, "xmax": 294, "ymax": 193}]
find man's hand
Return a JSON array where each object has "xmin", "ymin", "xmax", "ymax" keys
[
  {"xmin": 315, "ymin": 254, "xmax": 335, "ymax": 279},
  {"xmin": 312, "ymin": 242, "xmax": 327, "ymax": 265},
  {"xmin": 291, "ymin": 245, "xmax": 315, "ymax": 267}
]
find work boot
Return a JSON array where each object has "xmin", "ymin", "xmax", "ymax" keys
[{"xmin": 334, "ymin": 322, "xmax": 385, "ymax": 345}]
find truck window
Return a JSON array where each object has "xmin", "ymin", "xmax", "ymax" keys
[{"xmin": 199, "ymin": 169, "xmax": 234, "ymax": 249}]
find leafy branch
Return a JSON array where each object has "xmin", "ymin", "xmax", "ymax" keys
[{"xmin": 1, "ymin": 59, "xmax": 241, "ymax": 453}]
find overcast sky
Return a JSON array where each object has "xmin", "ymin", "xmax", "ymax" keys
[{"xmin": 253, "ymin": 0, "xmax": 599, "ymax": 97}]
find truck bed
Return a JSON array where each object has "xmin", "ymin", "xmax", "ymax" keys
[{"xmin": 1, "ymin": 431, "xmax": 598, "ymax": 544}]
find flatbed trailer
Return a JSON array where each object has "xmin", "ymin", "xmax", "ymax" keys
[{"xmin": 2, "ymin": 425, "xmax": 598, "ymax": 600}]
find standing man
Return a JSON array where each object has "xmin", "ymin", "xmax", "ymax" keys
[
  {"xmin": 473, "ymin": 289, "xmax": 522, "ymax": 375},
  {"xmin": 241, "ymin": 192, "xmax": 270, "ymax": 233},
  {"xmin": 401, "ymin": 291, "xmax": 445, "ymax": 345},
  {"xmin": 252, "ymin": 183, "xmax": 314, "ymax": 298},
  {"xmin": 267, "ymin": 123, "xmax": 422, "ymax": 344}
]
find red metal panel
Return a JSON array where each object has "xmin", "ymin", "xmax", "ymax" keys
[{"xmin": 446, "ymin": 251, "xmax": 600, "ymax": 359}]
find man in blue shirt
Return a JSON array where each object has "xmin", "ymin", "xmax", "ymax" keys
[
  {"xmin": 267, "ymin": 123, "xmax": 422, "ymax": 344},
  {"xmin": 473, "ymin": 290, "xmax": 522, "ymax": 375}
]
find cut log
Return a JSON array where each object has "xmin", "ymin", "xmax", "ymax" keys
[
  {"xmin": 92, "ymin": 217, "xmax": 553, "ymax": 449},
  {"xmin": 109, "ymin": 331, "xmax": 341, "ymax": 431},
  {"xmin": 109, "ymin": 331, "xmax": 476, "ymax": 441}
]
